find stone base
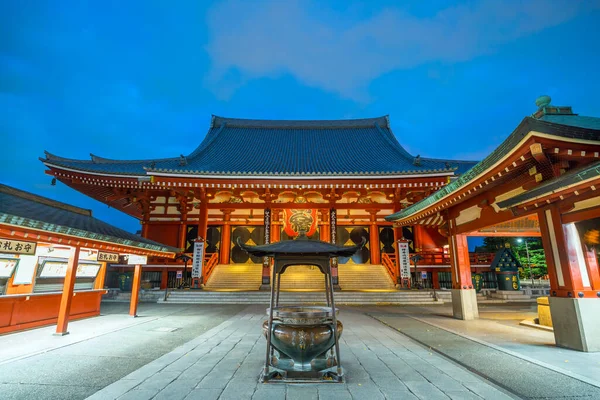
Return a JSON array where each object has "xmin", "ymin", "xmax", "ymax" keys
[
  {"xmin": 451, "ymin": 289, "xmax": 479, "ymax": 320},
  {"xmin": 259, "ymin": 284, "xmax": 271, "ymax": 291},
  {"xmin": 490, "ymin": 290, "xmax": 531, "ymax": 300},
  {"xmin": 549, "ymin": 297, "xmax": 600, "ymax": 352}
]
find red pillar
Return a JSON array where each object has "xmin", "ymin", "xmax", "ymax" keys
[
  {"xmin": 55, "ymin": 246, "xmax": 80, "ymax": 335},
  {"xmin": 160, "ymin": 269, "xmax": 168, "ymax": 290},
  {"xmin": 94, "ymin": 262, "xmax": 107, "ymax": 290},
  {"xmin": 220, "ymin": 210, "xmax": 232, "ymax": 264},
  {"xmin": 449, "ymin": 234, "xmax": 473, "ymax": 290},
  {"xmin": 448, "ymin": 218, "xmax": 478, "ymax": 320},
  {"xmin": 198, "ymin": 202, "xmax": 209, "ymax": 243},
  {"xmin": 369, "ymin": 210, "xmax": 381, "ymax": 264},
  {"xmin": 271, "ymin": 210, "xmax": 281, "ymax": 243},
  {"xmin": 129, "ymin": 264, "xmax": 142, "ymax": 317},
  {"xmin": 537, "ymin": 206, "xmax": 600, "ymax": 297},
  {"xmin": 392, "ymin": 204, "xmax": 403, "ymax": 272},
  {"xmin": 537, "ymin": 206, "xmax": 600, "ymax": 352},
  {"xmin": 432, "ymin": 270, "xmax": 440, "ymax": 289},
  {"xmin": 319, "ymin": 209, "xmax": 330, "ymax": 242}
]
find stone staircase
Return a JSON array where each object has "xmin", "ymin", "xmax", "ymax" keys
[
  {"xmin": 338, "ymin": 264, "xmax": 396, "ymax": 290},
  {"xmin": 162, "ymin": 290, "xmax": 439, "ymax": 305},
  {"xmin": 204, "ymin": 263, "xmax": 397, "ymax": 291},
  {"xmin": 204, "ymin": 264, "xmax": 262, "ymax": 291},
  {"xmin": 279, "ymin": 265, "xmax": 326, "ymax": 290}
]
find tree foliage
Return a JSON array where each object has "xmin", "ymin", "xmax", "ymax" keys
[{"xmin": 476, "ymin": 237, "xmax": 547, "ymax": 279}]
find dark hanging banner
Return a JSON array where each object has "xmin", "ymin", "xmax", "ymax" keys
[
  {"xmin": 330, "ymin": 208, "xmax": 337, "ymax": 267},
  {"xmin": 263, "ymin": 209, "xmax": 271, "ymax": 267}
]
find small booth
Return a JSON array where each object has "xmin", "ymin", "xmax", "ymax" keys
[
  {"xmin": 239, "ymin": 231, "xmax": 365, "ymax": 383},
  {"xmin": 0, "ymin": 184, "xmax": 177, "ymax": 335}
]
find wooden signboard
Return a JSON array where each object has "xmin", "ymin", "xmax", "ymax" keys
[
  {"xmin": 127, "ymin": 255, "xmax": 148, "ymax": 265},
  {"xmin": 0, "ymin": 239, "xmax": 37, "ymax": 255},
  {"xmin": 97, "ymin": 251, "xmax": 119, "ymax": 263}
]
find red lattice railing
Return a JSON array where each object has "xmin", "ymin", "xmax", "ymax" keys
[{"xmin": 202, "ymin": 253, "xmax": 219, "ymax": 284}]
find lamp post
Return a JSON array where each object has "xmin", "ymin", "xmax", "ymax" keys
[
  {"xmin": 176, "ymin": 254, "xmax": 192, "ymax": 289},
  {"xmin": 517, "ymin": 238, "xmax": 534, "ymax": 287},
  {"xmin": 410, "ymin": 254, "xmax": 423, "ymax": 289}
]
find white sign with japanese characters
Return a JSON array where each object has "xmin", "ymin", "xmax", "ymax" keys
[
  {"xmin": 127, "ymin": 255, "xmax": 148, "ymax": 265},
  {"xmin": 192, "ymin": 240, "xmax": 204, "ymax": 278},
  {"xmin": 398, "ymin": 241, "xmax": 411, "ymax": 279}
]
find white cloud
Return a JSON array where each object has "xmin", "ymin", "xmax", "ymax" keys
[{"xmin": 204, "ymin": 0, "xmax": 598, "ymax": 101}]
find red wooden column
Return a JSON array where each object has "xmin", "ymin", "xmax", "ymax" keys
[
  {"xmin": 94, "ymin": 262, "xmax": 108, "ymax": 290},
  {"xmin": 160, "ymin": 269, "xmax": 168, "ymax": 290},
  {"xmin": 392, "ymin": 203, "xmax": 403, "ymax": 271},
  {"xmin": 537, "ymin": 206, "xmax": 600, "ymax": 352},
  {"xmin": 129, "ymin": 264, "xmax": 142, "ymax": 317},
  {"xmin": 448, "ymin": 219, "xmax": 478, "ymax": 320},
  {"xmin": 319, "ymin": 209, "xmax": 330, "ymax": 242},
  {"xmin": 369, "ymin": 210, "xmax": 381, "ymax": 264},
  {"xmin": 271, "ymin": 210, "xmax": 281, "ymax": 243},
  {"xmin": 260, "ymin": 208, "xmax": 272, "ymax": 290},
  {"xmin": 220, "ymin": 210, "xmax": 232, "ymax": 264},
  {"xmin": 432, "ymin": 270, "xmax": 440, "ymax": 289},
  {"xmin": 413, "ymin": 225, "xmax": 424, "ymax": 253},
  {"xmin": 198, "ymin": 201, "xmax": 209, "ymax": 244},
  {"xmin": 55, "ymin": 246, "xmax": 81, "ymax": 335}
]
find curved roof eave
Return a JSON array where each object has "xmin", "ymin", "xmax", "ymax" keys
[{"xmin": 385, "ymin": 116, "xmax": 600, "ymax": 223}]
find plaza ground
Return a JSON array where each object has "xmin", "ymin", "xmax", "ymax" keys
[{"xmin": 0, "ymin": 302, "xmax": 598, "ymax": 400}]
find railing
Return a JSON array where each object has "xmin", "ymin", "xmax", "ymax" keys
[
  {"xmin": 409, "ymin": 251, "xmax": 495, "ymax": 266},
  {"xmin": 381, "ymin": 253, "xmax": 398, "ymax": 283},
  {"xmin": 202, "ymin": 253, "xmax": 219, "ymax": 284}
]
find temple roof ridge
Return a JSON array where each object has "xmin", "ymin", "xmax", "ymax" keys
[
  {"xmin": 210, "ymin": 114, "xmax": 390, "ymax": 129},
  {"xmin": 0, "ymin": 183, "xmax": 92, "ymax": 216}
]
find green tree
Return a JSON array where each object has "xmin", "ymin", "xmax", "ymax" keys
[{"xmin": 478, "ymin": 237, "xmax": 547, "ymax": 279}]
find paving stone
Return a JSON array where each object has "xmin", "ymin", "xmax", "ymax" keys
[
  {"xmin": 287, "ymin": 384, "xmax": 318, "ymax": 400},
  {"xmin": 378, "ymin": 387, "xmax": 419, "ymax": 400},
  {"xmin": 445, "ymin": 390, "xmax": 483, "ymax": 400},
  {"xmin": 86, "ymin": 379, "xmax": 141, "ymax": 400},
  {"xmin": 404, "ymin": 381, "xmax": 451, "ymax": 400},
  {"xmin": 183, "ymin": 388, "xmax": 223, "ymax": 400},
  {"xmin": 462, "ymin": 381, "xmax": 515, "ymax": 400},
  {"xmin": 317, "ymin": 386, "xmax": 353, "ymax": 400},
  {"xmin": 347, "ymin": 383, "xmax": 386, "ymax": 400},
  {"xmin": 153, "ymin": 380, "xmax": 195, "ymax": 400},
  {"xmin": 117, "ymin": 388, "xmax": 157, "ymax": 400}
]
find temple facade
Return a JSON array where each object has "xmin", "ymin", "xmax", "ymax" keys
[{"xmin": 41, "ymin": 116, "xmax": 476, "ymax": 289}]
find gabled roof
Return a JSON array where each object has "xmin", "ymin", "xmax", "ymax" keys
[
  {"xmin": 0, "ymin": 185, "xmax": 179, "ymax": 255},
  {"xmin": 497, "ymin": 161, "xmax": 600, "ymax": 209},
  {"xmin": 386, "ymin": 108, "xmax": 600, "ymax": 223},
  {"xmin": 41, "ymin": 115, "xmax": 476, "ymax": 179}
]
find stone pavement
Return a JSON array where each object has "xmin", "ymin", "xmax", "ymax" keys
[
  {"xmin": 0, "ymin": 303, "xmax": 246, "ymax": 400},
  {"xmin": 88, "ymin": 305, "xmax": 515, "ymax": 400}
]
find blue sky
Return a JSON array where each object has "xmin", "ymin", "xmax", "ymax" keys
[{"xmin": 1, "ymin": 0, "xmax": 600, "ymax": 250}]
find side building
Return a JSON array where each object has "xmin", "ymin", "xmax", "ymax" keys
[{"xmin": 40, "ymin": 116, "xmax": 476, "ymax": 289}]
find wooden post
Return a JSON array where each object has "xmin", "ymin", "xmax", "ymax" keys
[
  {"xmin": 129, "ymin": 264, "xmax": 142, "ymax": 317},
  {"xmin": 94, "ymin": 262, "xmax": 107, "ymax": 290},
  {"xmin": 220, "ymin": 210, "xmax": 232, "ymax": 264},
  {"xmin": 271, "ymin": 210, "xmax": 281, "ymax": 243},
  {"xmin": 55, "ymin": 246, "xmax": 80, "ymax": 336},
  {"xmin": 160, "ymin": 269, "xmax": 168, "ymax": 290},
  {"xmin": 198, "ymin": 201, "xmax": 209, "ymax": 248},
  {"xmin": 369, "ymin": 210, "xmax": 381, "ymax": 264}
]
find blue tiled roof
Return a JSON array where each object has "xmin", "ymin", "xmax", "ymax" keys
[
  {"xmin": 0, "ymin": 185, "xmax": 178, "ymax": 254},
  {"xmin": 41, "ymin": 116, "xmax": 476, "ymax": 178},
  {"xmin": 386, "ymin": 114, "xmax": 600, "ymax": 222},
  {"xmin": 540, "ymin": 114, "xmax": 600, "ymax": 130}
]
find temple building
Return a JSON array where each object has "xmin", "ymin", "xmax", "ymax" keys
[
  {"xmin": 386, "ymin": 96, "xmax": 600, "ymax": 352},
  {"xmin": 40, "ymin": 116, "xmax": 476, "ymax": 290}
]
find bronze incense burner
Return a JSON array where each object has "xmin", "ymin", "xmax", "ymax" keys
[{"xmin": 238, "ymin": 231, "xmax": 365, "ymax": 383}]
